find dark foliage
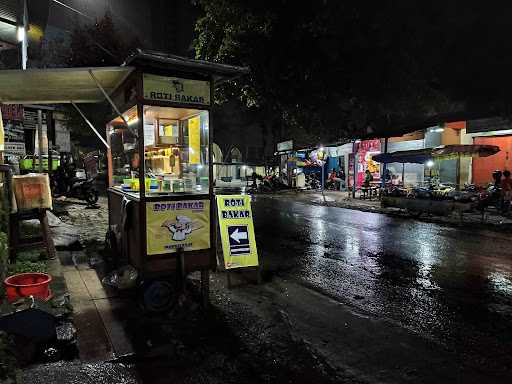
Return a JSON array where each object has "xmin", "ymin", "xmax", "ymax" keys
[{"xmin": 194, "ymin": 1, "xmax": 512, "ymax": 143}]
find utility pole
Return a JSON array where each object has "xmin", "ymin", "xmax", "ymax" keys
[
  {"xmin": 19, "ymin": 0, "xmax": 28, "ymax": 70},
  {"xmin": 37, "ymin": 110, "xmax": 43, "ymax": 173}
]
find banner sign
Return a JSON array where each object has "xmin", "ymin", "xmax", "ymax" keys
[
  {"xmin": 143, "ymin": 73, "xmax": 210, "ymax": 106},
  {"xmin": 189, "ymin": 115, "xmax": 201, "ymax": 164},
  {"xmin": 216, "ymin": 195, "xmax": 259, "ymax": 269},
  {"xmin": 277, "ymin": 140, "xmax": 293, "ymax": 152},
  {"xmin": 146, "ymin": 200, "xmax": 210, "ymax": 255},
  {"xmin": 3, "ymin": 142, "xmax": 26, "ymax": 156}
]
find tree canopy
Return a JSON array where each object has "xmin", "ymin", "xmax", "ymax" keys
[{"xmin": 194, "ymin": 1, "xmax": 512, "ymax": 144}]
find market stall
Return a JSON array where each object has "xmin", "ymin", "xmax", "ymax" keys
[{"xmin": 374, "ymin": 144, "xmax": 500, "ymax": 219}]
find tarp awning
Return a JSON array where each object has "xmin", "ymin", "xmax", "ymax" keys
[
  {"xmin": 0, "ymin": 66, "xmax": 134, "ymax": 104},
  {"xmin": 373, "ymin": 149, "xmax": 432, "ymax": 164}
]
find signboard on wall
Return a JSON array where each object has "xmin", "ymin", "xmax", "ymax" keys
[
  {"xmin": 143, "ymin": 74, "xmax": 211, "ymax": 105},
  {"xmin": 146, "ymin": 200, "xmax": 211, "ymax": 255},
  {"xmin": 277, "ymin": 140, "xmax": 293, "ymax": 152},
  {"xmin": 3, "ymin": 142, "xmax": 26, "ymax": 156},
  {"xmin": 216, "ymin": 195, "xmax": 259, "ymax": 269},
  {"xmin": 356, "ymin": 139, "xmax": 381, "ymax": 187},
  {"xmin": 1, "ymin": 105, "xmax": 24, "ymax": 121}
]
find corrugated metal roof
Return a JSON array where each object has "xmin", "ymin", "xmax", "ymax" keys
[
  {"xmin": 0, "ymin": 66, "xmax": 134, "ymax": 104},
  {"xmin": 0, "ymin": 0, "xmax": 18, "ymax": 23},
  {"xmin": 125, "ymin": 49, "xmax": 250, "ymax": 84}
]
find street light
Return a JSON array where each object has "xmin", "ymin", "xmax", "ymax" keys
[
  {"xmin": 318, "ymin": 146, "xmax": 325, "ymax": 191},
  {"xmin": 16, "ymin": 26, "xmax": 25, "ymax": 42},
  {"xmin": 426, "ymin": 159, "xmax": 434, "ymax": 183}
]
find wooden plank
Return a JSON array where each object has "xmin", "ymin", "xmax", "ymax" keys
[
  {"xmin": 63, "ymin": 269, "xmax": 113, "ymax": 362},
  {"xmin": 79, "ymin": 269, "xmax": 117, "ymax": 300},
  {"xmin": 94, "ymin": 298, "xmax": 135, "ymax": 357}
]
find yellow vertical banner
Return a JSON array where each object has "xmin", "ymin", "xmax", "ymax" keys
[
  {"xmin": 0, "ymin": 107, "xmax": 4, "ymax": 152},
  {"xmin": 189, "ymin": 116, "xmax": 200, "ymax": 164},
  {"xmin": 216, "ymin": 195, "xmax": 259, "ymax": 269}
]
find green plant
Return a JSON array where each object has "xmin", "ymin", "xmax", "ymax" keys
[{"xmin": 7, "ymin": 260, "xmax": 48, "ymax": 276}]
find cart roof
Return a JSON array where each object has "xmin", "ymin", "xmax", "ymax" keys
[
  {"xmin": 0, "ymin": 66, "xmax": 134, "ymax": 104},
  {"xmin": 0, "ymin": 50, "xmax": 249, "ymax": 105},
  {"xmin": 125, "ymin": 49, "xmax": 250, "ymax": 84}
]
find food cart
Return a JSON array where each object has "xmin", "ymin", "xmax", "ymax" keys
[
  {"xmin": 103, "ymin": 52, "xmax": 248, "ymax": 309},
  {"xmin": 0, "ymin": 50, "xmax": 248, "ymax": 310}
]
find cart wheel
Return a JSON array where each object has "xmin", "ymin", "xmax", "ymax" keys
[{"xmin": 142, "ymin": 280, "xmax": 176, "ymax": 313}]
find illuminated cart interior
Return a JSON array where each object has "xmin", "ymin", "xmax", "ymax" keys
[{"xmin": 105, "ymin": 52, "xmax": 247, "ymax": 308}]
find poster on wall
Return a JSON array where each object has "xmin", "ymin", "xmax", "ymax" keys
[
  {"xmin": 146, "ymin": 200, "xmax": 210, "ymax": 255},
  {"xmin": 356, "ymin": 139, "xmax": 381, "ymax": 187}
]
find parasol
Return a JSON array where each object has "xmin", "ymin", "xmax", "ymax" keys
[
  {"xmin": 431, "ymin": 144, "xmax": 500, "ymax": 160},
  {"xmin": 373, "ymin": 144, "xmax": 500, "ymax": 164}
]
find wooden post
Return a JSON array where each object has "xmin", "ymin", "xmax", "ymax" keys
[
  {"xmin": 456, "ymin": 154, "xmax": 461, "ymax": 190},
  {"xmin": 39, "ymin": 209, "xmax": 56, "ymax": 260},
  {"xmin": 382, "ymin": 137, "xmax": 388, "ymax": 188},
  {"xmin": 352, "ymin": 141, "xmax": 357, "ymax": 199},
  {"xmin": 200, "ymin": 269, "xmax": 209, "ymax": 308},
  {"xmin": 37, "ymin": 110, "xmax": 43, "ymax": 173}
]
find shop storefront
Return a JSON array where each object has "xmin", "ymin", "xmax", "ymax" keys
[
  {"xmin": 348, "ymin": 139, "xmax": 381, "ymax": 189},
  {"xmin": 466, "ymin": 118, "xmax": 512, "ymax": 186}
]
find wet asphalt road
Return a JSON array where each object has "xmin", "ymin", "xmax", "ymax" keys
[{"xmin": 252, "ymin": 195, "xmax": 512, "ymax": 372}]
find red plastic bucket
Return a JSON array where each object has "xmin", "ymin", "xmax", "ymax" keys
[{"xmin": 4, "ymin": 273, "xmax": 52, "ymax": 302}]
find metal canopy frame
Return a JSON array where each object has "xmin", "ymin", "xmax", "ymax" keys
[
  {"xmin": 0, "ymin": 66, "xmax": 136, "ymax": 149},
  {"xmin": 0, "ymin": 50, "xmax": 248, "ymax": 151}
]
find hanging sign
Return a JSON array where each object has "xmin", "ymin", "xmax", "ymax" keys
[
  {"xmin": 216, "ymin": 195, "xmax": 259, "ymax": 269},
  {"xmin": 146, "ymin": 200, "xmax": 210, "ymax": 255},
  {"xmin": 143, "ymin": 74, "xmax": 210, "ymax": 105}
]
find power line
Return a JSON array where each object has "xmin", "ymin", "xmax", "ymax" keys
[{"xmin": 50, "ymin": 0, "xmax": 94, "ymax": 21}]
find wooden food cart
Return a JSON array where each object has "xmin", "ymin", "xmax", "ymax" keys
[{"xmin": 104, "ymin": 51, "xmax": 247, "ymax": 310}]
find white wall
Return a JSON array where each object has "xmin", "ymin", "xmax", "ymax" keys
[{"xmin": 387, "ymin": 139, "xmax": 425, "ymax": 185}]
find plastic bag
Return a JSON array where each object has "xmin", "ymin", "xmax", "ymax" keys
[{"xmin": 101, "ymin": 265, "xmax": 138, "ymax": 290}]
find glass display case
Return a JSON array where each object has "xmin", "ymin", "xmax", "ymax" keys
[{"xmin": 108, "ymin": 105, "xmax": 209, "ymax": 197}]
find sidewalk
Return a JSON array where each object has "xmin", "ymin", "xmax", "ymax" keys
[{"xmin": 278, "ymin": 190, "xmax": 512, "ymax": 229}]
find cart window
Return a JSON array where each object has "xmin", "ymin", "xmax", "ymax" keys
[
  {"xmin": 141, "ymin": 106, "xmax": 209, "ymax": 195},
  {"xmin": 107, "ymin": 106, "xmax": 140, "ymax": 197}
]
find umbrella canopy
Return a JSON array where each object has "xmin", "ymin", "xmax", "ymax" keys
[
  {"xmin": 373, "ymin": 144, "xmax": 500, "ymax": 164},
  {"xmin": 431, "ymin": 144, "xmax": 500, "ymax": 160}
]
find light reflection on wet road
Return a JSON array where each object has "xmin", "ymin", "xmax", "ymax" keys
[{"xmin": 252, "ymin": 195, "xmax": 512, "ymax": 369}]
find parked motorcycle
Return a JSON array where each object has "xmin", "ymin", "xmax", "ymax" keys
[
  {"xmin": 51, "ymin": 153, "xmax": 99, "ymax": 205},
  {"xmin": 305, "ymin": 174, "xmax": 320, "ymax": 190},
  {"xmin": 476, "ymin": 184, "xmax": 502, "ymax": 212}
]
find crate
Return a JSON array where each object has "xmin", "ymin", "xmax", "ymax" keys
[{"xmin": 12, "ymin": 173, "xmax": 52, "ymax": 211}]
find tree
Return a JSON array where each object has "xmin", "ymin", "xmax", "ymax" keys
[
  {"xmin": 38, "ymin": 13, "xmax": 139, "ymax": 145},
  {"xmin": 195, "ymin": 1, "xmax": 512, "ymax": 144}
]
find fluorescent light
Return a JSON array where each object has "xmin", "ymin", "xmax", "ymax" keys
[
  {"xmin": 426, "ymin": 160, "xmax": 434, "ymax": 167},
  {"xmin": 127, "ymin": 117, "xmax": 139, "ymax": 126},
  {"xmin": 17, "ymin": 26, "xmax": 25, "ymax": 42}
]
